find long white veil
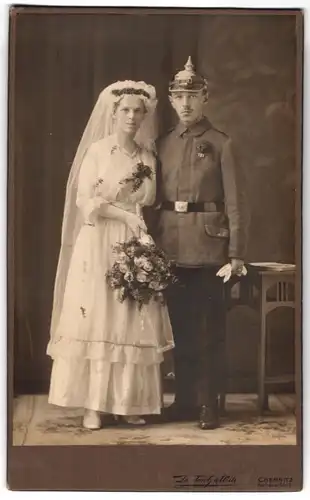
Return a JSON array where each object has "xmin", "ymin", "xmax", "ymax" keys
[{"xmin": 49, "ymin": 81, "xmax": 158, "ymax": 342}]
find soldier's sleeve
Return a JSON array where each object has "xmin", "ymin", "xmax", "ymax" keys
[
  {"xmin": 153, "ymin": 151, "xmax": 163, "ymax": 209},
  {"xmin": 220, "ymin": 137, "xmax": 248, "ymax": 260},
  {"xmin": 142, "ymin": 151, "xmax": 162, "ymax": 239}
]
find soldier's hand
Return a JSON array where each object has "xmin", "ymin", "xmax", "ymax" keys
[
  {"xmin": 216, "ymin": 263, "xmax": 232, "ymax": 283},
  {"xmin": 217, "ymin": 261, "xmax": 247, "ymax": 282},
  {"xmin": 231, "ymin": 258, "xmax": 245, "ymax": 276}
]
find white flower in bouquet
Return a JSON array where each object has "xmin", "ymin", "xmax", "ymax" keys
[
  {"xmin": 126, "ymin": 246, "xmax": 136, "ymax": 257},
  {"xmin": 136, "ymin": 255, "xmax": 153, "ymax": 271},
  {"xmin": 134, "ymin": 256, "xmax": 144, "ymax": 266},
  {"xmin": 142, "ymin": 260, "xmax": 153, "ymax": 272},
  {"xmin": 118, "ymin": 263, "xmax": 129, "ymax": 273},
  {"xmin": 124, "ymin": 271, "xmax": 134, "ymax": 282},
  {"xmin": 139, "ymin": 233, "xmax": 154, "ymax": 246},
  {"xmin": 118, "ymin": 252, "xmax": 129, "ymax": 264},
  {"xmin": 136, "ymin": 271, "xmax": 149, "ymax": 283},
  {"xmin": 157, "ymin": 258, "xmax": 166, "ymax": 270},
  {"xmin": 149, "ymin": 281, "xmax": 165, "ymax": 291}
]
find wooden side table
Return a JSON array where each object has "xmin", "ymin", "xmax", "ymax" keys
[{"xmin": 219, "ymin": 265, "xmax": 296, "ymax": 415}]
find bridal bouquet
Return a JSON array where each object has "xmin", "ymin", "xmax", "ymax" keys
[{"xmin": 106, "ymin": 233, "xmax": 177, "ymax": 309}]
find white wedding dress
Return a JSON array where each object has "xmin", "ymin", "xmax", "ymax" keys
[{"xmin": 47, "ymin": 135, "xmax": 174, "ymax": 415}]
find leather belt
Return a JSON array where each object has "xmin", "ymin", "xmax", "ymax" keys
[{"xmin": 161, "ymin": 201, "xmax": 224, "ymax": 213}]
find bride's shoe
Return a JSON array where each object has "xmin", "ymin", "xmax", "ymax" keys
[
  {"xmin": 123, "ymin": 415, "xmax": 146, "ymax": 425},
  {"xmin": 83, "ymin": 409, "xmax": 101, "ymax": 430}
]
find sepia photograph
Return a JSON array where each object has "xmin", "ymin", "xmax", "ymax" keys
[{"xmin": 7, "ymin": 5, "xmax": 302, "ymax": 491}]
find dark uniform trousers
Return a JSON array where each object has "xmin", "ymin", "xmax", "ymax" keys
[
  {"xmin": 144, "ymin": 117, "xmax": 246, "ymax": 411},
  {"xmin": 166, "ymin": 266, "xmax": 226, "ymax": 408}
]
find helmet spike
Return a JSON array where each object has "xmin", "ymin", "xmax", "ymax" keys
[{"xmin": 185, "ymin": 56, "xmax": 194, "ymax": 72}]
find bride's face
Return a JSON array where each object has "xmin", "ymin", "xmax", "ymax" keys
[{"xmin": 114, "ymin": 95, "xmax": 146, "ymax": 135}]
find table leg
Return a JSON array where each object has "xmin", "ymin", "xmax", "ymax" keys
[
  {"xmin": 263, "ymin": 392, "xmax": 270, "ymax": 411},
  {"xmin": 258, "ymin": 306, "xmax": 267, "ymax": 415},
  {"xmin": 219, "ymin": 392, "xmax": 226, "ymax": 415}
]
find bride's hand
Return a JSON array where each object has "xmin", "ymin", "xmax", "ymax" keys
[{"xmin": 125, "ymin": 213, "xmax": 147, "ymax": 237}]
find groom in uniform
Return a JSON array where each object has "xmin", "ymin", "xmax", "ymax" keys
[{"xmin": 152, "ymin": 57, "xmax": 247, "ymax": 429}]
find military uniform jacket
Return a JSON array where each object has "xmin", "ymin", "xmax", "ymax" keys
[{"xmin": 153, "ymin": 117, "xmax": 247, "ymax": 267}]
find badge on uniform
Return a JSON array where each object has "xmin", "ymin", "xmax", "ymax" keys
[{"xmin": 196, "ymin": 141, "xmax": 214, "ymax": 159}]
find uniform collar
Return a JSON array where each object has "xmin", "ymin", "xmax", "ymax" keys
[{"xmin": 175, "ymin": 116, "xmax": 212, "ymax": 137}]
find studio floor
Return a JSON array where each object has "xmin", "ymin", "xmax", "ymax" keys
[{"xmin": 12, "ymin": 393, "xmax": 296, "ymax": 446}]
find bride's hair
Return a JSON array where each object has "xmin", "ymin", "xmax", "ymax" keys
[{"xmin": 112, "ymin": 94, "xmax": 147, "ymax": 116}]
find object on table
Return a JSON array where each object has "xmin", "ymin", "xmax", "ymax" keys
[{"xmin": 249, "ymin": 262, "xmax": 295, "ymax": 272}]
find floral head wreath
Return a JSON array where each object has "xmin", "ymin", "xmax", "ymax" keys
[{"xmin": 100, "ymin": 80, "xmax": 157, "ymax": 113}]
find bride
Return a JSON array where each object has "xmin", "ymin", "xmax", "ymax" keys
[{"xmin": 47, "ymin": 81, "xmax": 174, "ymax": 429}]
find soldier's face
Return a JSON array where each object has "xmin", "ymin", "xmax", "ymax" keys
[
  {"xmin": 170, "ymin": 91, "xmax": 205, "ymax": 126},
  {"xmin": 114, "ymin": 95, "xmax": 146, "ymax": 136}
]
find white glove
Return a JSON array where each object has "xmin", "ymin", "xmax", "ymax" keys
[{"xmin": 216, "ymin": 263, "xmax": 247, "ymax": 283}]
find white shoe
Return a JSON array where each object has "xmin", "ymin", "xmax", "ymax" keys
[
  {"xmin": 83, "ymin": 410, "xmax": 101, "ymax": 430},
  {"xmin": 123, "ymin": 415, "xmax": 146, "ymax": 425}
]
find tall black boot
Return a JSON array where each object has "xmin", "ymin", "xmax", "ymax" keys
[{"xmin": 199, "ymin": 399, "xmax": 219, "ymax": 430}]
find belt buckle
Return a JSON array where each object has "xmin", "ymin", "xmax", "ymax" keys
[{"xmin": 175, "ymin": 201, "xmax": 188, "ymax": 213}]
